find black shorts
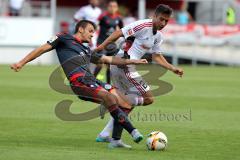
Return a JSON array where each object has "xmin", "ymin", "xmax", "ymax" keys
[{"xmin": 69, "ymin": 73, "xmax": 114, "ymax": 102}]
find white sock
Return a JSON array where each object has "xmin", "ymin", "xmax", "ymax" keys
[
  {"xmin": 99, "ymin": 117, "xmax": 114, "ymax": 137},
  {"xmin": 111, "ymin": 139, "xmax": 121, "ymax": 143},
  {"xmin": 126, "ymin": 94, "xmax": 144, "ymax": 106}
]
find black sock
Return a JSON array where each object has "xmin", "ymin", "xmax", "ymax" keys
[
  {"xmin": 112, "ymin": 108, "xmax": 132, "ymax": 140},
  {"xmin": 94, "ymin": 66, "xmax": 102, "ymax": 77},
  {"xmin": 112, "ymin": 120, "xmax": 123, "ymax": 140},
  {"xmin": 108, "ymin": 105, "xmax": 135, "ymax": 135},
  {"xmin": 106, "ymin": 67, "xmax": 111, "ymax": 84}
]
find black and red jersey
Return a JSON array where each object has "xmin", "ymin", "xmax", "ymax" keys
[
  {"xmin": 97, "ymin": 12, "xmax": 123, "ymax": 45},
  {"xmin": 47, "ymin": 33, "xmax": 102, "ymax": 81}
]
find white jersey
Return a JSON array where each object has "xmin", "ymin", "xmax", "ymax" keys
[
  {"xmin": 10, "ymin": 0, "xmax": 24, "ymax": 10},
  {"xmin": 120, "ymin": 19, "xmax": 163, "ymax": 59},
  {"xmin": 111, "ymin": 19, "xmax": 164, "ymax": 96},
  {"xmin": 74, "ymin": 5, "xmax": 102, "ymax": 23}
]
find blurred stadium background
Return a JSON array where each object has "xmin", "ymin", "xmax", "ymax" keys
[
  {"xmin": 0, "ymin": 0, "xmax": 240, "ymax": 160},
  {"xmin": 0, "ymin": 0, "xmax": 240, "ymax": 65}
]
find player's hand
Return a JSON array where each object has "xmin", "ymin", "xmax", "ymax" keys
[
  {"xmin": 94, "ymin": 45, "xmax": 104, "ymax": 53},
  {"xmin": 10, "ymin": 62, "xmax": 24, "ymax": 72},
  {"xmin": 172, "ymin": 67, "xmax": 184, "ymax": 77},
  {"xmin": 130, "ymin": 59, "xmax": 148, "ymax": 65}
]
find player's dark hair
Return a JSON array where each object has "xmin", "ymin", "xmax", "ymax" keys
[
  {"xmin": 155, "ymin": 4, "xmax": 173, "ymax": 16},
  {"xmin": 74, "ymin": 20, "xmax": 97, "ymax": 33}
]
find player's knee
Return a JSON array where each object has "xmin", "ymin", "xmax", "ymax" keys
[
  {"xmin": 103, "ymin": 93, "xmax": 118, "ymax": 105},
  {"xmin": 143, "ymin": 97, "xmax": 154, "ymax": 105}
]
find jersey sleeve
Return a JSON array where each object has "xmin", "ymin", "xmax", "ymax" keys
[
  {"xmin": 47, "ymin": 35, "xmax": 61, "ymax": 49},
  {"xmin": 98, "ymin": 15, "xmax": 104, "ymax": 26},
  {"xmin": 98, "ymin": 12, "xmax": 106, "ymax": 21},
  {"xmin": 152, "ymin": 34, "xmax": 163, "ymax": 54},
  {"xmin": 90, "ymin": 51, "xmax": 104, "ymax": 63},
  {"xmin": 121, "ymin": 20, "xmax": 150, "ymax": 39}
]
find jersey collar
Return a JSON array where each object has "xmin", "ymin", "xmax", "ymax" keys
[
  {"xmin": 73, "ymin": 35, "xmax": 82, "ymax": 44},
  {"xmin": 107, "ymin": 12, "xmax": 120, "ymax": 19}
]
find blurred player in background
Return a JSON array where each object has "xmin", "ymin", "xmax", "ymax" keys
[
  {"xmin": 9, "ymin": 0, "xmax": 25, "ymax": 16},
  {"xmin": 73, "ymin": 0, "xmax": 102, "ymax": 23},
  {"xmin": 11, "ymin": 20, "xmax": 148, "ymax": 149},
  {"xmin": 95, "ymin": 4, "xmax": 184, "ymax": 143},
  {"xmin": 69, "ymin": 0, "xmax": 102, "ymax": 48},
  {"xmin": 93, "ymin": 0, "xmax": 123, "ymax": 84}
]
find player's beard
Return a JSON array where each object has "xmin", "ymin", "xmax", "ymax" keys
[{"xmin": 159, "ymin": 27, "xmax": 163, "ymax": 30}]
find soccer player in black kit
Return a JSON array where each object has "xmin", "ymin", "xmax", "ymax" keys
[
  {"xmin": 93, "ymin": 0, "xmax": 123, "ymax": 84},
  {"xmin": 11, "ymin": 20, "xmax": 147, "ymax": 148}
]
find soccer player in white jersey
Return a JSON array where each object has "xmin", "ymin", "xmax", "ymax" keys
[
  {"xmin": 94, "ymin": 4, "xmax": 184, "ymax": 146},
  {"xmin": 73, "ymin": 0, "xmax": 102, "ymax": 23},
  {"xmin": 70, "ymin": 0, "xmax": 102, "ymax": 46}
]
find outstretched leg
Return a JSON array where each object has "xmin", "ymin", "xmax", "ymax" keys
[
  {"xmin": 97, "ymin": 89, "xmax": 143, "ymax": 143},
  {"xmin": 70, "ymin": 76, "xmax": 143, "ymax": 143},
  {"xmin": 97, "ymin": 90, "xmax": 154, "ymax": 144}
]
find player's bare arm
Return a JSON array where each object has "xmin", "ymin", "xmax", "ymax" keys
[
  {"xmin": 97, "ymin": 55, "xmax": 148, "ymax": 65},
  {"xmin": 152, "ymin": 54, "xmax": 184, "ymax": 77},
  {"xmin": 10, "ymin": 43, "xmax": 53, "ymax": 72},
  {"xmin": 95, "ymin": 30, "xmax": 123, "ymax": 52}
]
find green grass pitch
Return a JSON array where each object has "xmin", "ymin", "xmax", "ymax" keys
[{"xmin": 0, "ymin": 65, "xmax": 240, "ymax": 160}]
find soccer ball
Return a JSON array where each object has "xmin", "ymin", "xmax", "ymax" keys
[{"xmin": 146, "ymin": 131, "xmax": 168, "ymax": 151}]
